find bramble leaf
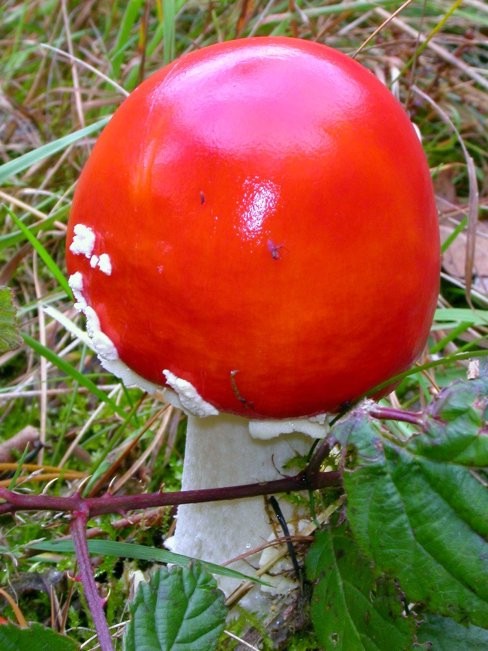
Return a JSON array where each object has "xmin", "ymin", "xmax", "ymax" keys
[
  {"xmin": 306, "ymin": 525, "xmax": 414, "ymax": 650},
  {"xmin": 416, "ymin": 614, "xmax": 488, "ymax": 650},
  {"xmin": 410, "ymin": 374, "xmax": 488, "ymax": 466},
  {"xmin": 0, "ymin": 623, "xmax": 79, "ymax": 650},
  {"xmin": 123, "ymin": 563, "xmax": 226, "ymax": 651},
  {"xmin": 335, "ymin": 373, "xmax": 488, "ymax": 628},
  {"xmin": 0, "ymin": 287, "xmax": 22, "ymax": 353}
]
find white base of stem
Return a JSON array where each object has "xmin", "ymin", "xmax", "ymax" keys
[{"xmin": 167, "ymin": 413, "xmax": 314, "ymax": 597}]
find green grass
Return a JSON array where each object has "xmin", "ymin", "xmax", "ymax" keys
[{"xmin": 0, "ymin": 0, "xmax": 487, "ymax": 648}]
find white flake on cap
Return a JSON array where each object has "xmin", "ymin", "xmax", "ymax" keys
[
  {"xmin": 68, "ymin": 272, "xmax": 159, "ymax": 394},
  {"xmin": 97, "ymin": 253, "xmax": 112, "ymax": 275},
  {"xmin": 89, "ymin": 253, "xmax": 112, "ymax": 275},
  {"xmin": 248, "ymin": 414, "xmax": 329, "ymax": 440},
  {"xmin": 163, "ymin": 370, "xmax": 219, "ymax": 418},
  {"xmin": 83, "ymin": 306, "xmax": 118, "ymax": 360},
  {"xmin": 69, "ymin": 224, "xmax": 96, "ymax": 258},
  {"xmin": 70, "ymin": 224, "xmax": 112, "ymax": 276},
  {"xmin": 68, "ymin": 272, "xmax": 87, "ymax": 310}
]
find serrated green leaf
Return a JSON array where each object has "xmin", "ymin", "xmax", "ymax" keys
[
  {"xmin": 436, "ymin": 384, "xmax": 482, "ymax": 419},
  {"xmin": 0, "ymin": 286, "xmax": 22, "ymax": 353},
  {"xmin": 410, "ymin": 375, "xmax": 488, "ymax": 466},
  {"xmin": 0, "ymin": 623, "xmax": 79, "ymax": 651},
  {"xmin": 123, "ymin": 563, "xmax": 226, "ymax": 651},
  {"xmin": 417, "ymin": 614, "xmax": 488, "ymax": 650},
  {"xmin": 336, "ymin": 376, "xmax": 488, "ymax": 628},
  {"xmin": 305, "ymin": 525, "xmax": 414, "ymax": 651}
]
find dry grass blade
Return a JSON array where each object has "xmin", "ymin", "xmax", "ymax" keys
[
  {"xmin": 0, "ymin": 588, "xmax": 28, "ymax": 627},
  {"xmin": 37, "ymin": 43, "xmax": 129, "ymax": 97},
  {"xmin": 32, "ymin": 253, "xmax": 47, "ymax": 464},
  {"xmin": 375, "ymin": 7, "xmax": 488, "ymax": 91},
  {"xmin": 353, "ymin": 0, "xmax": 415, "ymax": 57},
  {"xmin": 109, "ymin": 405, "xmax": 174, "ymax": 495},
  {"xmin": 60, "ymin": 0, "xmax": 85, "ymax": 129},
  {"xmin": 413, "ymin": 85, "xmax": 480, "ymax": 306}
]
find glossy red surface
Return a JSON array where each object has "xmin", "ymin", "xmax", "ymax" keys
[{"xmin": 66, "ymin": 37, "xmax": 440, "ymax": 418}]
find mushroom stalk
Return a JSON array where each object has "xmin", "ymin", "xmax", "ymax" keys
[{"xmin": 168, "ymin": 413, "xmax": 316, "ymax": 597}]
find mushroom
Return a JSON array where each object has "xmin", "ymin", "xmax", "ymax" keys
[{"xmin": 66, "ymin": 38, "xmax": 439, "ymax": 599}]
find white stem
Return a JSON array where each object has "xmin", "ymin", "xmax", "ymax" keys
[{"xmin": 168, "ymin": 413, "xmax": 315, "ymax": 596}]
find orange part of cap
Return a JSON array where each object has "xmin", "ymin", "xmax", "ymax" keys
[{"xmin": 66, "ymin": 37, "xmax": 440, "ymax": 418}]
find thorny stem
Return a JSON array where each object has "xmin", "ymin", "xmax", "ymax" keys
[
  {"xmin": 70, "ymin": 506, "xmax": 114, "ymax": 651},
  {"xmin": 305, "ymin": 438, "xmax": 332, "ymax": 480},
  {"xmin": 369, "ymin": 406, "xmax": 424, "ymax": 426},
  {"xmin": 0, "ymin": 470, "xmax": 341, "ymax": 516}
]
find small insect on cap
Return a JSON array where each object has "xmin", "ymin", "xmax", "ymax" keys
[{"xmin": 66, "ymin": 37, "xmax": 440, "ymax": 419}]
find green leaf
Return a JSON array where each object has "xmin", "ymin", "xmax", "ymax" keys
[
  {"xmin": 21, "ymin": 333, "xmax": 127, "ymax": 418},
  {"xmin": 0, "ymin": 118, "xmax": 109, "ymax": 184},
  {"xmin": 122, "ymin": 563, "xmax": 226, "ymax": 651},
  {"xmin": 29, "ymin": 538, "xmax": 268, "ymax": 585},
  {"xmin": 416, "ymin": 614, "xmax": 488, "ymax": 650},
  {"xmin": 367, "ymin": 351, "xmax": 488, "ymax": 397},
  {"xmin": 110, "ymin": 0, "xmax": 144, "ymax": 78},
  {"xmin": 0, "ymin": 210, "xmax": 64, "ymax": 250},
  {"xmin": 5, "ymin": 207, "xmax": 72, "ymax": 299},
  {"xmin": 434, "ymin": 308, "xmax": 488, "ymax": 326},
  {"xmin": 336, "ymin": 374, "xmax": 488, "ymax": 628},
  {"xmin": 0, "ymin": 286, "xmax": 22, "ymax": 353},
  {"xmin": 0, "ymin": 623, "xmax": 79, "ymax": 651},
  {"xmin": 163, "ymin": 0, "xmax": 176, "ymax": 64},
  {"xmin": 410, "ymin": 378, "xmax": 488, "ymax": 466},
  {"xmin": 305, "ymin": 525, "xmax": 414, "ymax": 651}
]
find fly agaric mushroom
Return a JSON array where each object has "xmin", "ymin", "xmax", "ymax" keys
[{"xmin": 66, "ymin": 38, "xmax": 439, "ymax": 597}]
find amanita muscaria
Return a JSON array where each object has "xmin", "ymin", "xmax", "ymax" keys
[{"xmin": 66, "ymin": 38, "xmax": 439, "ymax": 596}]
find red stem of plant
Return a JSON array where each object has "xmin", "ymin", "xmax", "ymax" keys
[
  {"xmin": 0, "ymin": 470, "xmax": 340, "ymax": 516},
  {"xmin": 70, "ymin": 506, "xmax": 114, "ymax": 651},
  {"xmin": 369, "ymin": 406, "xmax": 424, "ymax": 426}
]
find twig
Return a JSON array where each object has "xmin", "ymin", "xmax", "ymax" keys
[
  {"xmin": 369, "ymin": 406, "xmax": 424, "ymax": 426},
  {"xmin": 0, "ymin": 470, "xmax": 341, "ymax": 517},
  {"xmin": 304, "ymin": 438, "xmax": 332, "ymax": 480},
  {"xmin": 412, "ymin": 84, "xmax": 479, "ymax": 306},
  {"xmin": 0, "ymin": 588, "xmax": 28, "ymax": 627},
  {"xmin": 375, "ymin": 7, "xmax": 488, "ymax": 91},
  {"xmin": 70, "ymin": 506, "xmax": 114, "ymax": 651}
]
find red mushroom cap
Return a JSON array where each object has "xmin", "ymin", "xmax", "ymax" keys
[{"xmin": 66, "ymin": 37, "xmax": 440, "ymax": 419}]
